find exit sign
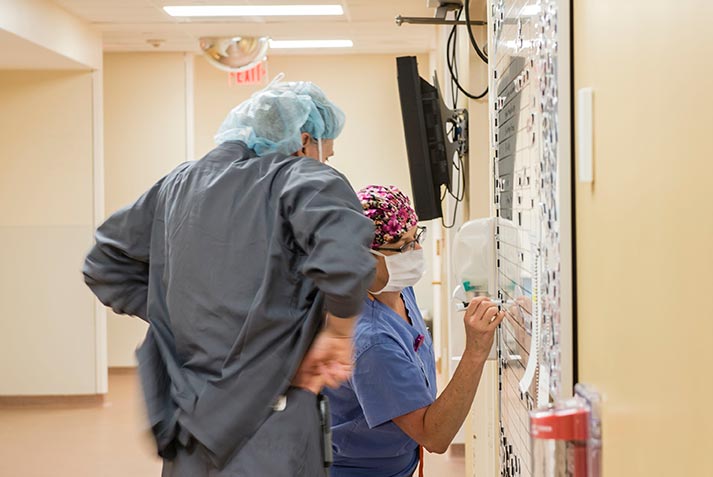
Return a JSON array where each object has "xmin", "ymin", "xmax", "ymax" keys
[{"xmin": 229, "ymin": 60, "xmax": 268, "ymax": 86}]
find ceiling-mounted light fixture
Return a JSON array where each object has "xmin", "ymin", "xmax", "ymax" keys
[
  {"xmin": 200, "ymin": 37, "xmax": 269, "ymax": 73},
  {"xmin": 164, "ymin": 5, "xmax": 344, "ymax": 17},
  {"xmin": 269, "ymin": 39, "xmax": 353, "ymax": 49},
  {"xmin": 146, "ymin": 38, "xmax": 165, "ymax": 48}
]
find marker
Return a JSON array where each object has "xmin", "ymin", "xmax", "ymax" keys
[{"xmin": 456, "ymin": 299, "xmax": 514, "ymax": 311}]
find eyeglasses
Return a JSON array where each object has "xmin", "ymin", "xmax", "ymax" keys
[{"xmin": 376, "ymin": 226, "xmax": 427, "ymax": 253}]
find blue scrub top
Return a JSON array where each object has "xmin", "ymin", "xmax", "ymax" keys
[{"xmin": 324, "ymin": 287, "xmax": 437, "ymax": 477}]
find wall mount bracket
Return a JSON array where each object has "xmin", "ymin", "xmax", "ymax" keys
[{"xmin": 395, "ymin": 15, "xmax": 487, "ymax": 26}]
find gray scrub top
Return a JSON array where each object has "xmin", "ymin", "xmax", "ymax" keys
[{"xmin": 83, "ymin": 140, "xmax": 376, "ymax": 468}]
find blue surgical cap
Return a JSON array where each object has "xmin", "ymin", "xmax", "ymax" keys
[{"xmin": 214, "ymin": 75, "xmax": 346, "ymax": 156}]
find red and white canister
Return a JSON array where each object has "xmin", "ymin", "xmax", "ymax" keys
[{"xmin": 530, "ymin": 401, "xmax": 590, "ymax": 477}]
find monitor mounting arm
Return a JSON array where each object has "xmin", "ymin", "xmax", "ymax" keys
[
  {"xmin": 395, "ymin": 2, "xmax": 486, "ymax": 27},
  {"xmin": 434, "ymin": 74, "xmax": 469, "ymax": 160}
]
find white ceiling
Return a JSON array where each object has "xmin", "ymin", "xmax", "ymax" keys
[{"xmin": 51, "ymin": 0, "xmax": 439, "ymax": 55}]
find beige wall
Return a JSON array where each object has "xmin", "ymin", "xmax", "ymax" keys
[
  {"xmin": 103, "ymin": 52, "xmax": 188, "ymax": 367},
  {"xmin": 0, "ymin": 70, "xmax": 98, "ymax": 394},
  {"xmin": 432, "ymin": 2, "xmax": 491, "ymax": 379},
  {"xmin": 436, "ymin": 1, "xmax": 502, "ymax": 473},
  {"xmin": 194, "ymin": 53, "xmax": 436, "ymax": 313},
  {"xmin": 465, "ymin": 17, "xmax": 491, "ymax": 221},
  {"xmin": 464, "ymin": 22, "xmax": 500, "ymax": 477},
  {"xmin": 574, "ymin": 1, "xmax": 713, "ymax": 475}
]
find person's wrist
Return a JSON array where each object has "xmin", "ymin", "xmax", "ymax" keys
[
  {"xmin": 325, "ymin": 313, "xmax": 356, "ymax": 338},
  {"xmin": 323, "ymin": 323, "xmax": 353, "ymax": 339},
  {"xmin": 324, "ymin": 329, "xmax": 352, "ymax": 339},
  {"xmin": 463, "ymin": 344, "xmax": 489, "ymax": 364}
]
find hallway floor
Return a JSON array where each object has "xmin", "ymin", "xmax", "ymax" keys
[{"xmin": 0, "ymin": 371, "xmax": 464, "ymax": 476}]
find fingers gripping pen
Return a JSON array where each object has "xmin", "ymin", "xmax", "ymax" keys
[{"xmin": 455, "ymin": 299, "xmax": 514, "ymax": 311}]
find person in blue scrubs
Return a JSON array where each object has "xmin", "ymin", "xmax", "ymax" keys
[{"xmin": 324, "ymin": 185, "xmax": 505, "ymax": 477}]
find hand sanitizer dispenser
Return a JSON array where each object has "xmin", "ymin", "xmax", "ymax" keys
[{"xmin": 452, "ymin": 217, "xmax": 497, "ymax": 299}]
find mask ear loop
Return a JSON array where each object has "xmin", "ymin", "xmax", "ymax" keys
[
  {"xmin": 368, "ymin": 286, "xmax": 385, "ymax": 295},
  {"xmin": 265, "ymin": 72, "xmax": 285, "ymax": 90},
  {"xmin": 299, "ymin": 133, "xmax": 313, "ymax": 157},
  {"xmin": 368, "ymin": 249, "xmax": 388, "ymax": 295},
  {"xmin": 299, "ymin": 136, "xmax": 324, "ymax": 163}
]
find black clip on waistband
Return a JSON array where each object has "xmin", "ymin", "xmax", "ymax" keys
[{"xmin": 318, "ymin": 394, "xmax": 333, "ymax": 469}]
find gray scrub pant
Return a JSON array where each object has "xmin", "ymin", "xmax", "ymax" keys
[{"xmin": 162, "ymin": 388, "xmax": 325, "ymax": 477}]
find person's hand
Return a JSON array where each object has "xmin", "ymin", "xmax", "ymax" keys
[
  {"xmin": 462, "ymin": 297, "xmax": 505, "ymax": 361},
  {"xmin": 292, "ymin": 326, "xmax": 354, "ymax": 394}
]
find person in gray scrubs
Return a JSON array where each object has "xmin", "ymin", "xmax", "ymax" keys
[{"xmin": 82, "ymin": 76, "xmax": 376, "ymax": 477}]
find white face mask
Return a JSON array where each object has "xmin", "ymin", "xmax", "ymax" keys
[{"xmin": 369, "ymin": 248, "xmax": 426, "ymax": 294}]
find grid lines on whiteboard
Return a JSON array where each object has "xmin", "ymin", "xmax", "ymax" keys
[{"xmin": 490, "ymin": 0, "xmax": 563, "ymax": 475}]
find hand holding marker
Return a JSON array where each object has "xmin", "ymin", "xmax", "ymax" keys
[
  {"xmin": 456, "ymin": 298, "xmax": 515, "ymax": 324},
  {"xmin": 455, "ymin": 298, "xmax": 514, "ymax": 311}
]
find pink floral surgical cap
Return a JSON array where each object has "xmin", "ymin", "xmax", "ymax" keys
[{"xmin": 357, "ymin": 185, "xmax": 419, "ymax": 249}]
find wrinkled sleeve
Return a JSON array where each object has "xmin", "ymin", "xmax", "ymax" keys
[
  {"xmin": 351, "ymin": 340, "xmax": 434, "ymax": 428},
  {"xmin": 82, "ymin": 180, "xmax": 164, "ymax": 322},
  {"xmin": 281, "ymin": 162, "xmax": 375, "ymax": 318}
]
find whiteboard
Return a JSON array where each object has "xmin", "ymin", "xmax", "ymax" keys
[{"xmin": 488, "ymin": 0, "xmax": 573, "ymax": 475}]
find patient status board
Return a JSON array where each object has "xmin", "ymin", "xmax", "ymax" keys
[{"xmin": 488, "ymin": 0, "xmax": 574, "ymax": 475}]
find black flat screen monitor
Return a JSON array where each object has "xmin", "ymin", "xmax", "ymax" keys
[{"xmin": 396, "ymin": 56, "xmax": 453, "ymax": 221}]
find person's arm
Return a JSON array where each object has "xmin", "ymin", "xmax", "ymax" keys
[
  {"xmin": 392, "ymin": 297, "xmax": 505, "ymax": 453},
  {"xmin": 291, "ymin": 313, "xmax": 357, "ymax": 393},
  {"xmin": 281, "ymin": 162, "xmax": 375, "ymax": 390},
  {"xmin": 82, "ymin": 180, "xmax": 164, "ymax": 321},
  {"xmin": 281, "ymin": 162, "xmax": 375, "ymax": 319}
]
